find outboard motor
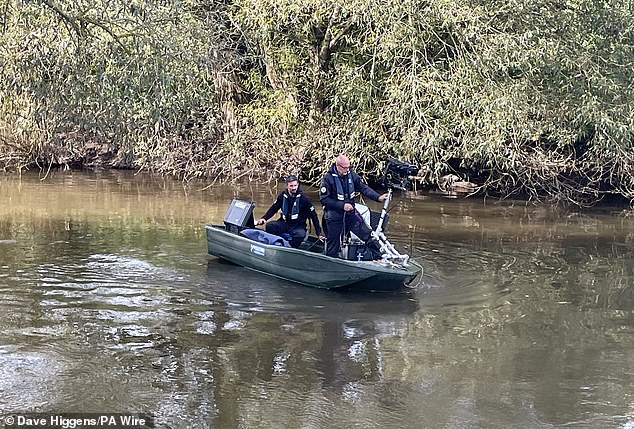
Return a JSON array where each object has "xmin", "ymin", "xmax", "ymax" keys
[{"xmin": 380, "ymin": 158, "xmax": 419, "ymax": 191}]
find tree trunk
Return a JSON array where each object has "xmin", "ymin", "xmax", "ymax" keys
[{"xmin": 309, "ymin": 12, "xmax": 351, "ymax": 124}]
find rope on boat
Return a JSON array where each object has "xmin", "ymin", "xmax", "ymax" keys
[{"xmin": 404, "ymin": 261, "xmax": 424, "ymax": 288}]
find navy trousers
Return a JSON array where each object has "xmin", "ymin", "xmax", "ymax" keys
[
  {"xmin": 265, "ymin": 220, "xmax": 306, "ymax": 248},
  {"xmin": 324, "ymin": 210, "xmax": 374, "ymax": 258}
]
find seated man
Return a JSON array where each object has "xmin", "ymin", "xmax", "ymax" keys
[
  {"xmin": 255, "ymin": 175, "xmax": 325, "ymax": 248},
  {"xmin": 320, "ymin": 154, "xmax": 388, "ymax": 258}
]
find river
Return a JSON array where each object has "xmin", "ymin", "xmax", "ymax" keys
[{"xmin": 0, "ymin": 170, "xmax": 632, "ymax": 428}]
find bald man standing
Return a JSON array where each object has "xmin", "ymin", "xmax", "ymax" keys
[{"xmin": 319, "ymin": 154, "xmax": 388, "ymax": 258}]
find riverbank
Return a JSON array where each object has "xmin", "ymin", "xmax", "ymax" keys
[{"xmin": 2, "ymin": 164, "xmax": 634, "ymax": 212}]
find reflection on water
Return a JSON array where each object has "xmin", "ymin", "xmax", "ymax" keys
[
  {"xmin": 204, "ymin": 259, "xmax": 418, "ymax": 318},
  {"xmin": 0, "ymin": 170, "xmax": 633, "ymax": 428}
]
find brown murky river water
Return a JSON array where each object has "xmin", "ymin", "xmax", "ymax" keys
[{"xmin": 0, "ymin": 170, "xmax": 632, "ymax": 428}]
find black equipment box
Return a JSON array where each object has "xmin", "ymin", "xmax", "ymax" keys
[
  {"xmin": 344, "ymin": 243, "xmax": 374, "ymax": 261},
  {"xmin": 224, "ymin": 199, "xmax": 255, "ymax": 233}
]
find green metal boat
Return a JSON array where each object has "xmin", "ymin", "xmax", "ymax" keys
[{"xmin": 205, "ymin": 223, "xmax": 423, "ymax": 291}]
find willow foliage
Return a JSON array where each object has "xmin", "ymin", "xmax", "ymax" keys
[
  {"xmin": 1, "ymin": 0, "xmax": 633, "ymax": 204},
  {"xmin": 0, "ymin": 0, "xmax": 228, "ymax": 177},
  {"xmin": 228, "ymin": 0, "xmax": 634, "ymax": 204}
]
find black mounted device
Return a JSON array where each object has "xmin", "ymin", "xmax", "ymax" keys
[{"xmin": 380, "ymin": 158, "xmax": 419, "ymax": 191}]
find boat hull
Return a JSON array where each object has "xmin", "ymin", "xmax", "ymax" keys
[{"xmin": 205, "ymin": 225, "xmax": 422, "ymax": 291}]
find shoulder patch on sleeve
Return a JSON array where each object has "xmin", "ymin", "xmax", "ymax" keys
[{"xmin": 320, "ymin": 186, "xmax": 328, "ymax": 194}]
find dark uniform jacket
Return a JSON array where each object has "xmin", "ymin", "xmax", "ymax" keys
[
  {"xmin": 261, "ymin": 188, "xmax": 322, "ymax": 235},
  {"xmin": 319, "ymin": 164, "xmax": 381, "ymax": 222}
]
